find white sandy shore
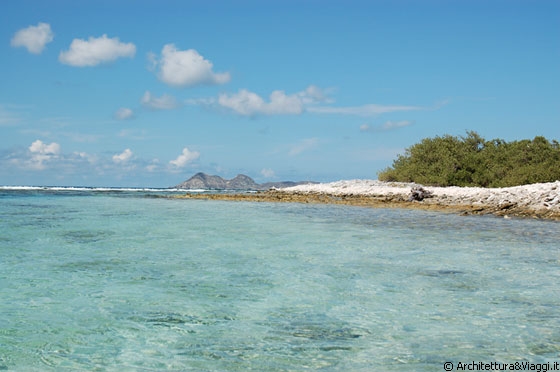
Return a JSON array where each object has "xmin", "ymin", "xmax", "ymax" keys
[{"xmin": 281, "ymin": 180, "xmax": 560, "ymax": 214}]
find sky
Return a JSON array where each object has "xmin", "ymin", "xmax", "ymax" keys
[{"xmin": 1, "ymin": 0, "xmax": 559, "ymax": 187}]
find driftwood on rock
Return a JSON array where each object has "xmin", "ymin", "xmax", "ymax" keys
[{"xmin": 408, "ymin": 186, "xmax": 433, "ymax": 202}]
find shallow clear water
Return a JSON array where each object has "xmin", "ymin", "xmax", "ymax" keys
[{"xmin": 0, "ymin": 190, "xmax": 559, "ymax": 371}]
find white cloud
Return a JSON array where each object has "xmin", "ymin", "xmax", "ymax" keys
[
  {"xmin": 289, "ymin": 138, "xmax": 319, "ymax": 156},
  {"xmin": 11, "ymin": 22, "xmax": 54, "ymax": 54},
  {"xmin": 114, "ymin": 107, "xmax": 134, "ymax": 120},
  {"xmin": 381, "ymin": 120, "xmax": 412, "ymax": 130},
  {"xmin": 260, "ymin": 168, "xmax": 275, "ymax": 178},
  {"xmin": 112, "ymin": 148, "xmax": 133, "ymax": 164},
  {"xmin": 218, "ymin": 89, "xmax": 303, "ymax": 116},
  {"xmin": 29, "ymin": 139, "xmax": 61, "ymax": 155},
  {"xmin": 216, "ymin": 85, "xmax": 331, "ymax": 117},
  {"xmin": 17, "ymin": 140, "xmax": 61, "ymax": 170},
  {"xmin": 185, "ymin": 97, "xmax": 216, "ymax": 107},
  {"xmin": 187, "ymin": 86, "xmax": 433, "ymax": 120},
  {"xmin": 359, "ymin": 124, "xmax": 372, "ymax": 132},
  {"xmin": 5, "ymin": 140, "xmax": 104, "ymax": 173},
  {"xmin": 298, "ymin": 85, "xmax": 334, "ymax": 104},
  {"xmin": 146, "ymin": 159, "xmax": 161, "ymax": 172},
  {"xmin": 308, "ymin": 103, "xmax": 422, "ymax": 116},
  {"xmin": 360, "ymin": 120, "xmax": 413, "ymax": 132},
  {"xmin": 72, "ymin": 151, "xmax": 97, "ymax": 165},
  {"xmin": 141, "ymin": 91, "xmax": 179, "ymax": 110},
  {"xmin": 154, "ymin": 44, "xmax": 230, "ymax": 87},
  {"xmin": 169, "ymin": 147, "xmax": 200, "ymax": 168},
  {"xmin": 59, "ymin": 34, "xmax": 136, "ymax": 67},
  {"xmin": 4, "ymin": 141, "xmax": 207, "ymax": 180},
  {"xmin": 146, "ymin": 52, "xmax": 158, "ymax": 71}
]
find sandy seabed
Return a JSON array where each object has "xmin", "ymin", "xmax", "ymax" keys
[{"xmin": 176, "ymin": 180, "xmax": 560, "ymax": 220}]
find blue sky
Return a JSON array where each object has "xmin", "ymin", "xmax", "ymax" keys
[{"xmin": 1, "ymin": 0, "xmax": 558, "ymax": 187}]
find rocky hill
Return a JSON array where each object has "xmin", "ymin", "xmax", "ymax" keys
[{"xmin": 174, "ymin": 172, "xmax": 314, "ymax": 190}]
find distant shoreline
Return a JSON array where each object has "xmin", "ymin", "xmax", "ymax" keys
[{"xmin": 174, "ymin": 180, "xmax": 560, "ymax": 221}]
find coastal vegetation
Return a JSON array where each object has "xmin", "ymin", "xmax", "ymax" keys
[{"xmin": 378, "ymin": 131, "xmax": 560, "ymax": 187}]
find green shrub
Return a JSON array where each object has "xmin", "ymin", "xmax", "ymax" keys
[{"xmin": 378, "ymin": 132, "xmax": 560, "ymax": 187}]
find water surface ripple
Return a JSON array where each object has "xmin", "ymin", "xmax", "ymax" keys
[{"xmin": 0, "ymin": 190, "xmax": 558, "ymax": 371}]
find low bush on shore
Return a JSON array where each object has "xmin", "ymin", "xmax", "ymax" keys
[{"xmin": 378, "ymin": 131, "xmax": 560, "ymax": 187}]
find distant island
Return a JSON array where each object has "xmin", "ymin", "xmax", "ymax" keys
[{"xmin": 173, "ymin": 172, "xmax": 315, "ymax": 190}]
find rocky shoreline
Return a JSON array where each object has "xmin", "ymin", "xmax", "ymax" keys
[{"xmin": 174, "ymin": 180, "xmax": 560, "ymax": 220}]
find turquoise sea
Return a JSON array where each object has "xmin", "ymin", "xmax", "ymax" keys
[{"xmin": 0, "ymin": 188, "xmax": 559, "ymax": 371}]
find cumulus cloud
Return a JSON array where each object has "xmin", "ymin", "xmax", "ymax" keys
[
  {"xmin": 3, "ymin": 141, "xmax": 205, "ymax": 180},
  {"xmin": 59, "ymin": 34, "xmax": 136, "ymax": 67},
  {"xmin": 5, "ymin": 140, "xmax": 104, "ymax": 173},
  {"xmin": 218, "ymin": 89, "xmax": 303, "ymax": 116},
  {"xmin": 289, "ymin": 138, "xmax": 319, "ymax": 156},
  {"xmin": 13, "ymin": 139, "xmax": 61, "ymax": 170},
  {"xmin": 153, "ymin": 44, "xmax": 230, "ymax": 87},
  {"xmin": 29, "ymin": 140, "xmax": 61, "ymax": 155},
  {"xmin": 141, "ymin": 91, "xmax": 179, "ymax": 110},
  {"xmin": 11, "ymin": 22, "xmax": 54, "ymax": 54},
  {"xmin": 112, "ymin": 148, "xmax": 133, "ymax": 164},
  {"xmin": 187, "ymin": 85, "xmax": 431, "ymax": 120},
  {"xmin": 114, "ymin": 107, "xmax": 134, "ymax": 120},
  {"xmin": 169, "ymin": 147, "xmax": 200, "ymax": 168},
  {"xmin": 216, "ymin": 86, "xmax": 329, "ymax": 116}
]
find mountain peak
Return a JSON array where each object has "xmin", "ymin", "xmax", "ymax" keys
[
  {"xmin": 174, "ymin": 173, "xmax": 316, "ymax": 190},
  {"xmin": 174, "ymin": 173, "xmax": 256, "ymax": 190}
]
